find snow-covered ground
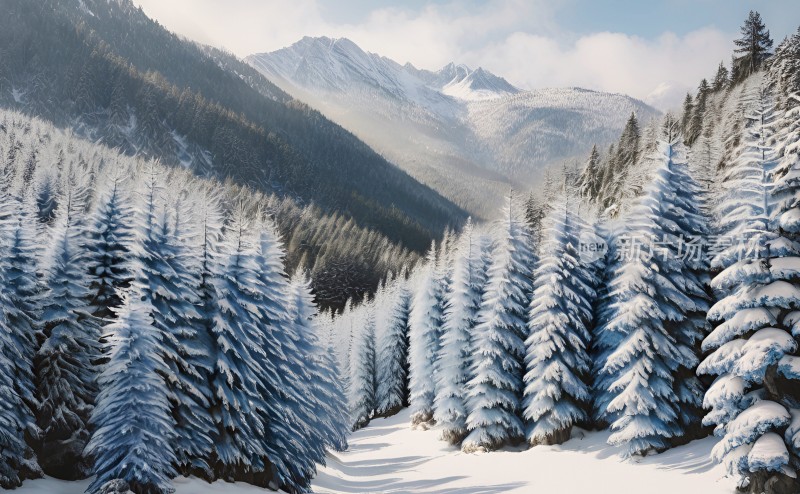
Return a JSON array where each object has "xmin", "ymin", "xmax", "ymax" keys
[
  {"xmin": 15, "ymin": 409, "xmax": 737, "ymax": 494},
  {"xmin": 313, "ymin": 409, "xmax": 738, "ymax": 494}
]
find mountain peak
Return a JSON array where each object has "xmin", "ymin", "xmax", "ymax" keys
[
  {"xmin": 248, "ymin": 37, "xmax": 519, "ymax": 102},
  {"xmin": 439, "ymin": 64, "xmax": 519, "ymax": 101}
]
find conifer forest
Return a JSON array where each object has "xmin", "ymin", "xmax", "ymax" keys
[{"xmin": 1, "ymin": 2, "xmax": 800, "ymax": 494}]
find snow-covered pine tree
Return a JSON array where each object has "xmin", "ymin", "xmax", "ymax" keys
[
  {"xmin": 463, "ymin": 194, "xmax": 535, "ymax": 452},
  {"xmin": 206, "ymin": 207, "xmax": 271, "ymax": 480},
  {"xmin": 188, "ymin": 187, "xmax": 225, "ymax": 479},
  {"xmin": 0, "ymin": 169, "xmax": 42, "ymax": 484},
  {"xmin": 578, "ymin": 144, "xmax": 601, "ymax": 201},
  {"xmin": 127, "ymin": 167, "xmax": 215, "ymax": 478},
  {"xmin": 595, "ymin": 138, "xmax": 708, "ymax": 458},
  {"xmin": 83, "ymin": 170, "xmax": 135, "ymax": 322},
  {"xmin": 251, "ymin": 222, "xmax": 326, "ymax": 491},
  {"xmin": 523, "ymin": 200, "xmax": 596, "ymax": 446},
  {"xmin": 699, "ymin": 87, "xmax": 800, "ymax": 493},
  {"xmin": 409, "ymin": 243, "xmax": 445, "ymax": 427},
  {"xmin": 162, "ymin": 190, "xmax": 216, "ymax": 478},
  {"xmin": 85, "ymin": 286, "xmax": 177, "ymax": 494},
  {"xmin": 0, "ymin": 294, "xmax": 35, "ymax": 488},
  {"xmin": 0, "ymin": 183, "xmax": 42, "ymax": 486},
  {"xmin": 288, "ymin": 271, "xmax": 349, "ymax": 452},
  {"xmin": 664, "ymin": 130, "xmax": 712, "ymax": 442},
  {"xmin": 434, "ymin": 219, "xmax": 489, "ymax": 444},
  {"xmin": 35, "ymin": 162, "xmax": 99, "ymax": 479},
  {"xmin": 375, "ymin": 271, "xmax": 412, "ymax": 417},
  {"xmin": 349, "ymin": 303, "xmax": 378, "ymax": 431}
]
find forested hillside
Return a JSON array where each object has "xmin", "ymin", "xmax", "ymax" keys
[
  {"xmin": 333, "ymin": 15, "xmax": 800, "ymax": 494},
  {"xmin": 0, "ymin": 108, "xmax": 364, "ymax": 493},
  {"xmin": 0, "ymin": 0, "xmax": 466, "ymax": 256}
]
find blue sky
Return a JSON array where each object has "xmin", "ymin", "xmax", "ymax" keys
[
  {"xmin": 133, "ymin": 0, "xmax": 800, "ymax": 109},
  {"xmin": 317, "ymin": 0, "xmax": 798, "ymax": 40}
]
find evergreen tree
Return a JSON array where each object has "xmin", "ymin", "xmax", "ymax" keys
[
  {"xmin": 699, "ymin": 90, "xmax": 800, "ymax": 493},
  {"xmin": 35, "ymin": 163, "xmax": 98, "ymax": 479},
  {"xmin": 408, "ymin": 244, "xmax": 445, "ymax": 427},
  {"xmin": 252, "ymin": 223, "xmax": 329, "ymax": 492},
  {"xmin": 0, "ymin": 190, "xmax": 42, "ymax": 486},
  {"xmin": 434, "ymin": 220, "xmax": 490, "ymax": 444},
  {"xmin": 188, "ymin": 188, "xmax": 225, "ymax": 478},
  {"xmin": 667, "ymin": 140, "xmax": 711, "ymax": 442},
  {"xmin": 603, "ymin": 113, "xmax": 640, "ymax": 207},
  {"xmin": 688, "ymin": 79, "xmax": 710, "ymax": 145},
  {"xmin": 681, "ymin": 93, "xmax": 694, "ymax": 138},
  {"xmin": 594, "ymin": 140, "xmax": 708, "ymax": 457},
  {"xmin": 523, "ymin": 200, "xmax": 597, "ymax": 446},
  {"xmin": 287, "ymin": 271, "xmax": 349, "ymax": 452},
  {"xmin": 0, "ymin": 174, "xmax": 42, "ymax": 484},
  {"xmin": 734, "ymin": 11, "xmax": 773, "ymax": 79},
  {"xmin": 206, "ymin": 208, "xmax": 271, "ymax": 480},
  {"xmin": 578, "ymin": 144, "xmax": 601, "ymax": 201},
  {"xmin": 163, "ymin": 192, "xmax": 216, "ymax": 478},
  {"xmin": 85, "ymin": 287, "xmax": 177, "ymax": 494},
  {"xmin": 463, "ymin": 194, "xmax": 535, "ymax": 452},
  {"xmin": 713, "ymin": 61, "xmax": 730, "ymax": 92},
  {"xmin": 375, "ymin": 274, "xmax": 412, "ymax": 417},
  {"xmin": 349, "ymin": 305, "xmax": 377, "ymax": 430},
  {"xmin": 83, "ymin": 172, "xmax": 135, "ymax": 321}
]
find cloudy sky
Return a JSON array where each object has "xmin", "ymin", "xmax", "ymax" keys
[{"xmin": 132, "ymin": 0, "xmax": 800, "ymax": 109}]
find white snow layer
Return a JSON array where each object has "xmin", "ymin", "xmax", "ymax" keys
[{"xmin": 15, "ymin": 409, "xmax": 739, "ymax": 493}]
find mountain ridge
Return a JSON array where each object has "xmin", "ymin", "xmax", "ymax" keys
[
  {"xmin": 0, "ymin": 0, "xmax": 466, "ymax": 254},
  {"xmin": 247, "ymin": 37, "xmax": 660, "ymax": 217}
]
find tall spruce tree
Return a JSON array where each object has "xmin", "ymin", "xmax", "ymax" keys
[
  {"xmin": 463, "ymin": 194, "xmax": 535, "ymax": 452},
  {"xmin": 434, "ymin": 220, "xmax": 490, "ymax": 444},
  {"xmin": 287, "ymin": 271, "xmax": 349, "ymax": 452},
  {"xmin": 85, "ymin": 287, "xmax": 177, "ymax": 494},
  {"xmin": 252, "ymin": 224, "xmax": 328, "ymax": 492},
  {"xmin": 206, "ymin": 207, "xmax": 272, "ymax": 481},
  {"xmin": 734, "ymin": 11, "xmax": 773, "ymax": 80},
  {"xmin": 0, "ymin": 191, "xmax": 42, "ymax": 486},
  {"xmin": 408, "ymin": 244, "xmax": 445, "ymax": 427},
  {"xmin": 83, "ymin": 171, "xmax": 135, "ymax": 322},
  {"xmin": 35, "ymin": 163, "xmax": 99, "ymax": 479},
  {"xmin": 523, "ymin": 200, "xmax": 597, "ymax": 446},
  {"xmin": 349, "ymin": 305, "xmax": 377, "ymax": 431},
  {"xmin": 699, "ymin": 89, "xmax": 800, "ymax": 494},
  {"xmin": 0, "ymin": 178, "xmax": 42, "ymax": 484},
  {"xmin": 578, "ymin": 145, "xmax": 601, "ymax": 201},
  {"xmin": 594, "ymin": 139, "xmax": 709, "ymax": 457},
  {"xmin": 375, "ymin": 274, "xmax": 412, "ymax": 417}
]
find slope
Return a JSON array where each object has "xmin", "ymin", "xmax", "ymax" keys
[
  {"xmin": 0, "ymin": 0, "xmax": 466, "ymax": 252},
  {"xmin": 13, "ymin": 409, "xmax": 738, "ymax": 494}
]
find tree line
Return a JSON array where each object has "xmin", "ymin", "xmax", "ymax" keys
[{"xmin": 0, "ymin": 109, "xmax": 354, "ymax": 494}]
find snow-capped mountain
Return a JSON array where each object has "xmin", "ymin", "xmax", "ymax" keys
[{"xmin": 247, "ymin": 37, "xmax": 659, "ymax": 218}]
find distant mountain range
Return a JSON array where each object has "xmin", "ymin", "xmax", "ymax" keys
[
  {"xmin": 0, "ymin": 0, "xmax": 466, "ymax": 254},
  {"xmin": 248, "ymin": 37, "xmax": 661, "ymax": 217}
]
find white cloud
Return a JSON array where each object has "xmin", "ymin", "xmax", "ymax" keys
[
  {"xmin": 464, "ymin": 27, "xmax": 731, "ymax": 109},
  {"xmin": 133, "ymin": 0, "xmax": 733, "ymax": 109}
]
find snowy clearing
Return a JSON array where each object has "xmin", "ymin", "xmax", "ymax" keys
[
  {"xmin": 15, "ymin": 408, "xmax": 739, "ymax": 494},
  {"xmin": 312, "ymin": 409, "xmax": 738, "ymax": 494}
]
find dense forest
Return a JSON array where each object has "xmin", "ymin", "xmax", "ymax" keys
[
  {"xmin": 0, "ymin": 0, "xmax": 467, "ymax": 308},
  {"xmin": 0, "ymin": 109, "xmax": 360, "ymax": 493},
  {"xmin": 335, "ymin": 15, "xmax": 800, "ymax": 494}
]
